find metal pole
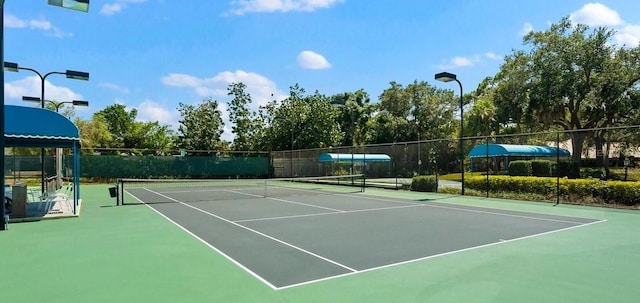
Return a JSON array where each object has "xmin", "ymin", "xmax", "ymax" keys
[
  {"xmin": 417, "ymin": 122, "xmax": 421, "ymax": 175},
  {"xmin": 40, "ymin": 76, "xmax": 46, "ymax": 194},
  {"xmin": 290, "ymin": 129, "xmax": 293, "ymax": 178},
  {"xmin": 555, "ymin": 131, "xmax": 560, "ymax": 206},
  {"xmin": 456, "ymin": 79, "xmax": 465, "ymax": 195},
  {"xmin": 1, "ymin": 0, "xmax": 7, "ymax": 230},
  {"xmin": 485, "ymin": 137, "xmax": 489, "ymax": 198}
]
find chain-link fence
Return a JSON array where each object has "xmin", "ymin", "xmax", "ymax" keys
[
  {"xmin": 274, "ymin": 125, "xmax": 639, "ymax": 205},
  {"xmin": 5, "ymin": 125, "xmax": 639, "ymax": 206}
]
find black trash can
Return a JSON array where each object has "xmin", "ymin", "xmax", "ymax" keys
[{"xmin": 108, "ymin": 186, "xmax": 118, "ymax": 198}]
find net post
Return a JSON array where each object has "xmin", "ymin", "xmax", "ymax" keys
[
  {"xmin": 263, "ymin": 179, "xmax": 267, "ymax": 198},
  {"xmin": 119, "ymin": 178, "xmax": 124, "ymax": 206},
  {"xmin": 118, "ymin": 179, "xmax": 124, "ymax": 205},
  {"xmin": 115, "ymin": 178, "xmax": 120, "ymax": 206}
]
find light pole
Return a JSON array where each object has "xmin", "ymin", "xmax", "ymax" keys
[
  {"xmin": 5, "ymin": 62, "xmax": 89, "ymax": 194},
  {"xmin": 416, "ymin": 120, "xmax": 421, "ymax": 175},
  {"xmin": 435, "ymin": 72, "xmax": 465, "ymax": 195},
  {"xmin": 23, "ymin": 97, "xmax": 89, "ymax": 187},
  {"xmin": 23, "ymin": 97, "xmax": 90, "ymax": 112},
  {"xmin": 1, "ymin": 0, "xmax": 89, "ymax": 231}
]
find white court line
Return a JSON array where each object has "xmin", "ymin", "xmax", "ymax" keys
[
  {"xmin": 418, "ymin": 202, "xmax": 595, "ymax": 225},
  {"xmin": 124, "ymin": 189, "xmax": 279, "ymax": 290},
  {"xmin": 225, "ymin": 189, "xmax": 347, "ymax": 213},
  {"xmin": 126, "ymin": 188, "xmax": 606, "ymax": 291},
  {"xmin": 266, "ymin": 197, "xmax": 346, "ymax": 212},
  {"xmin": 275, "ymin": 218, "xmax": 607, "ymax": 290},
  {"xmin": 337, "ymin": 193, "xmax": 597, "ymax": 225},
  {"xmin": 334, "ymin": 193, "xmax": 422, "ymax": 206},
  {"xmin": 158, "ymin": 188, "xmax": 229, "ymax": 194},
  {"xmin": 234, "ymin": 204, "xmax": 422, "ymax": 223},
  {"xmin": 141, "ymin": 188, "xmax": 358, "ymax": 273}
]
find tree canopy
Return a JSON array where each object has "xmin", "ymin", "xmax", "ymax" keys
[{"xmin": 67, "ymin": 16, "xmax": 640, "ymax": 163}]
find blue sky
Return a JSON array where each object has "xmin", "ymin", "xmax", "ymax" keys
[{"xmin": 3, "ymin": 0, "xmax": 640, "ymax": 141}]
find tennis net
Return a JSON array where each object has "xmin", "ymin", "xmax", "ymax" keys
[{"xmin": 116, "ymin": 174, "xmax": 365, "ymax": 205}]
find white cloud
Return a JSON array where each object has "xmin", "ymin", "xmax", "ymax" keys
[
  {"xmin": 100, "ymin": 0, "xmax": 147, "ymax": 16},
  {"xmin": 100, "ymin": 3, "xmax": 123, "ymax": 15},
  {"xmin": 228, "ymin": 0, "xmax": 344, "ymax": 15},
  {"xmin": 297, "ymin": 50, "xmax": 331, "ymax": 69},
  {"xmin": 570, "ymin": 3, "xmax": 623, "ymax": 26},
  {"xmin": 452, "ymin": 57, "xmax": 473, "ymax": 67},
  {"xmin": 4, "ymin": 14, "xmax": 69, "ymax": 37},
  {"xmin": 4, "ymin": 76, "xmax": 84, "ymax": 103},
  {"xmin": 438, "ymin": 53, "xmax": 500, "ymax": 70},
  {"xmin": 484, "ymin": 52, "xmax": 500, "ymax": 60},
  {"xmin": 520, "ymin": 22, "xmax": 534, "ymax": 36},
  {"xmin": 566, "ymin": 3, "xmax": 640, "ymax": 47},
  {"xmin": 615, "ymin": 24, "xmax": 640, "ymax": 47},
  {"xmin": 28, "ymin": 20, "xmax": 52, "ymax": 31},
  {"xmin": 4, "ymin": 14, "xmax": 27, "ymax": 28},
  {"xmin": 438, "ymin": 56, "xmax": 474, "ymax": 70},
  {"xmin": 162, "ymin": 70, "xmax": 286, "ymax": 141},
  {"xmin": 136, "ymin": 100, "xmax": 179, "ymax": 126},
  {"xmin": 99, "ymin": 82, "xmax": 131, "ymax": 94},
  {"xmin": 161, "ymin": 70, "xmax": 282, "ymax": 108}
]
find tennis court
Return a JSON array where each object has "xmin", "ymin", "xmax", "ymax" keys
[{"xmin": 120, "ymin": 176, "xmax": 603, "ymax": 289}]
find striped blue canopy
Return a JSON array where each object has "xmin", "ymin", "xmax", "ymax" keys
[
  {"xmin": 468, "ymin": 144, "xmax": 570, "ymax": 158},
  {"xmin": 4, "ymin": 105, "xmax": 80, "ymax": 147},
  {"xmin": 318, "ymin": 153, "xmax": 391, "ymax": 162}
]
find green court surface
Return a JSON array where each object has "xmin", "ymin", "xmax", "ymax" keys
[{"xmin": 1, "ymin": 184, "xmax": 639, "ymax": 303}]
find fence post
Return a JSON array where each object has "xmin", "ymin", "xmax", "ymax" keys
[
  {"xmin": 485, "ymin": 136, "xmax": 489, "ymax": 198},
  {"xmin": 555, "ymin": 131, "xmax": 560, "ymax": 206}
]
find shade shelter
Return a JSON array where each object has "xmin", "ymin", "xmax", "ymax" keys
[
  {"xmin": 468, "ymin": 144, "xmax": 570, "ymax": 172},
  {"xmin": 318, "ymin": 153, "xmax": 392, "ymax": 177},
  {"xmin": 4, "ymin": 105, "xmax": 81, "ymax": 215}
]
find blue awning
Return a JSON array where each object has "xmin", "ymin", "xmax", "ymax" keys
[
  {"xmin": 318, "ymin": 153, "xmax": 391, "ymax": 162},
  {"xmin": 4, "ymin": 105, "xmax": 80, "ymax": 147},
  {"xmin": 3, "ymin": 105, "xmax": 83, "ymax": 215},
  {"xmin": 468, "ymin": 144, "xmax": 570, "ymax": 158}
]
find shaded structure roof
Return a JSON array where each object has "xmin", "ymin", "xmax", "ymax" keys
[
  {"xmin": 4, "ymin": 105, "xmax": 80, "ymax": 147},
  {"xmin": 468, "ymin": 144, "xmax": 570, "ymax": 158},
  {"xmin": 318, "ymin": 153, "xmax": 391, "ymax": 162}
]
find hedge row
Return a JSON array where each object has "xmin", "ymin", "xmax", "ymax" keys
[
  {"xmin": 507, "ymin": 160, "xmax": 581, "ymax": 178},
  {"xmin": 411, "ymin": 175, "xmax": 438, "ymax": 192},
  {"xmin": 465, "ymin": 176, "xmax": 640, "ymax": 206}
]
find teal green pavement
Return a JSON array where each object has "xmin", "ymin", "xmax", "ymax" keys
[{"xmin": 1, "ymin": 185, "xmax": 639, "ymax": 302}]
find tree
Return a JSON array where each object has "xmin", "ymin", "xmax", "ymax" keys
[
  {"xmin": 177, "ymin": 97, "xmax": 226, "ymax": 152},
  {"xmin": 94, "ymin": 104, "xmax": 174, "ymax": 152},
  {"xmin": 129, "ymin": 121, "xmax": 176, "ymax": 153},
  {"xmin": 370, "ymin": 80, "xmax": 457, "ymax": 144},
  {"xmin": 330, "ymin": 89, "xmax": 372, "ymax": 146},
  {"xmin": 46, "ymin": 101, "xmax": 77, "ymax": 119},
  {"xmin": 228, "ymin": 82, "xmax": 261, "ymax": 151},
  {"xmin": 95, "ymin": 104, "xmax": 137, "ymax": 148},
  {"xmin": 494, "ymin": 17, "xmax": 640, "ymax": 161},
  {"xmin": 407, "ymin": 80, "xmax": 457, "ymax": 141},
  {"xmin": 74, "ymin": 115, "xmax": 114, "ymax": 154},
  {"xmin": 263, "ymin": 84, "xmax": 341, "ymax": 151}
]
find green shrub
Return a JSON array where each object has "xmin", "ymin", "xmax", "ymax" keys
[
  {"xmin": 580, "ymin": 167, "xmax": 604, "ymax": 179},
  {"xmin": 557, "ymin": 160, "xmax": 580, "ymax": 178},
  {"xmin": 594, "ymin": 181, "xmax": 640, "ymax": 206},
  {"xmin": 411, "ymin": 175, "xmax": 438, "ymax": 192},
  {"xmin": 467, "ymin": 175, "xmax": 556, "ymax": 196},
  {"xmin": 508, "ymin": 160, "xmax": 532, "ymax": 176},
  {"xmin": 465, "ymin": 175, "xmax": 640, "ymax": 206},
  {"xmin": 531, "ymin": 160, "xmax": 553, "ymax": 177}
]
